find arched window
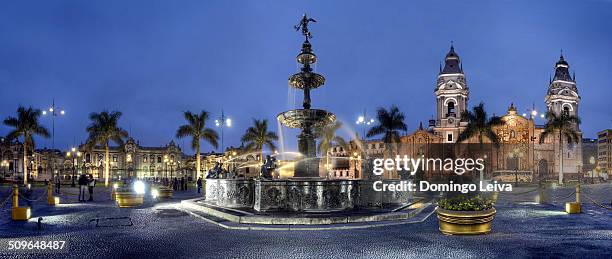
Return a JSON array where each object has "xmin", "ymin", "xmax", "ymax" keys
[
  {"xmin": 447, "ymin": 102, "xmax": 455, "ymax": 116},
  {"xmin": 562, "ymin": 106, "xmax": 570, "ymax": 115}
]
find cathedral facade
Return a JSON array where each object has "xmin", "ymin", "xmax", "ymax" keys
[{"xmin": 330, "ymin": 45, "xmax": 583, "ymax": 183}]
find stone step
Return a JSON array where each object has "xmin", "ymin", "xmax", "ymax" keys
[{"xmin": 178, "ymin": 203, "xmax": 437, "ymax": 231}]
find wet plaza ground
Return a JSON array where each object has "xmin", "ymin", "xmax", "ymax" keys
[{"xmin": 0, "ymin": 183, "xmax": 610, "ymax": 258}]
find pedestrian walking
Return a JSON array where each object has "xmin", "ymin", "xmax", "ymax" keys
[
  {"xmin": 87, "ymin": 174, "xmax": 96, "ymax": 201},
  {"xmin": 55, "ymin": 176, "xmax": 61, "ymax": 194},
  {"xmin": 78, "ymin": 174, "xmax": 88, "ymax": 202},
  {"xmin": 180, "ymin": 177, "xmax": 185, "ymax": 191},
  {"xmin": 196, "ymin": 177, "xmax": 202, "ymax": 194}
]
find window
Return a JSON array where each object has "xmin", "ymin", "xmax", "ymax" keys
[
  {"xmin": 447, "ymin": 102, "xmax": 455, "ymax": 115},
  {"xmin": 143, "ymin": 156, "xmax": 147, "ymax": 162},
  {"xmin": 447, "ymin": 132, "xmax": 453, "ymax": 142},
  {"xmin": 157, "ymin": 156, "xmax": 162, "ymax": 163},
  {"xmin": 85, "ymin": 154, "xmax": 91, "ymax": 163},
  {"xmin": 510, "ymin": 130, "xmax": 515, "ymax": 138},
  {"xmin": 112, "ymin": 155, "xmax": 117, "ymax": 162},
  {"xmin": 562, "ymin": 106, "xmax": 570, "ymax": 115}
]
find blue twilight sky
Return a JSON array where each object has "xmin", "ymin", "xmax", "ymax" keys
[{"xmin": 1, "ymin": 0, "xmax": 611, "ymax": 154}]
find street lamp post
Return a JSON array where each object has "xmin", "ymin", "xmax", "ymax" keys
[
  {"xmin": 169, "ymin": 160, "xmax": 176, "ymax": 180},
  {"xmin": 215, "ymin": 110, "xmax": 232, "ymax": 152},
  {"xmin": 163, "ymin": 155, "xmax": 169, "ymax": 183},
  {"xmin": 351, "ymin": 152, "xmax": 361, "ymax": 179},
  {"xmin": 1, "ymin": 160, "xmax": 8, "ymax": 180},
  {"xmin": 42, "ymin": 100, "xmax": 65, "ymax": 187},
  {"xmin": 526, "ymin": 104, "xmax": 541, "ymax": 184},
  {"xmin": 42, "ymin": 99, "xmax": 65, "ymax": 149},
  {"xmin": 355, "ymin": 109, "xmax": 375, "ymax": 140},
  {"xmin": 67, "ymin": 147, "xmax": 81, "ymax": 187}
]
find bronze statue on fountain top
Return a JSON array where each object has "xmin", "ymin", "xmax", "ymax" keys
[{"xmin": 277, "ymin": 14, "xmax": 336, "ymax": 178}]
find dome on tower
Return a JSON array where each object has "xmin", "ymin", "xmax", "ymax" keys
[
  {"xmin": 552, "ymin": 53, "xmax": 574, "ymax": 82},
  {"xmin": 440, "ymin": 44, "xmax": 463, "ymax": 74}
]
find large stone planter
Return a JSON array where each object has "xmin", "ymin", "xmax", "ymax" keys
[
  {"xmin": 116, "ymin": 191, "xmax": 144, "ymax": 208},
  {"xmin": 565, "ymin": 202, "xmax": 581, "ymax": 214},
  {"xmin": 436, "ymin": 207, "xmax": 496, "ymax": 235},
  {"xmin": 158, "ymin": 187, "xmax": 173, "ymax": 199}
]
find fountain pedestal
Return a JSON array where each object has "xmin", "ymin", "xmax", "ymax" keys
[{"xmin": 295, "ymin": 129, "xmax": 319, "ymax": 177}]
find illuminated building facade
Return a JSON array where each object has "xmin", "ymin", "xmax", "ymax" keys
[
  {"xmin": 597, "ymin": 129, "xmax": 612, "ymax": 179},
  {"xmin": 75, "ymin": 138, "xmax": 192, "ymax": 180},
  {"xmin": 329, "ymin": 46, "xmax": 584, "ymax": 183}
]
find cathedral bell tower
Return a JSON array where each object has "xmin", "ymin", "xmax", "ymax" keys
[
  {"xmin": 433, "ymin": 43, "xmax": 469, "ymax": 142},
  {"xmin": 544, "ymin": 52, "xmax": 582, "ymax": 184},
  {"xmin": 545, "ymin": 53, "xmax": 580, "ymax": 130}
]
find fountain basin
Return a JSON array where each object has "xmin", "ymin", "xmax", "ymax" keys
[
  {"xmin": 254, "ymin": 179, "xmax": 358, "ymax": 212},
  {"xmin": 205, "ymin": 179, "xmax": 255, "ymax": 208},
  {"xmin": 289, "ymin": 71, "xmax": 325, "ymax": 89},
  {"xmin": 204, "ymin": 179, "xmax": 413, "ymax": 212},
  {"xmin": 277, "ymin": 109, "xmax": 336, "ymax": 129}
]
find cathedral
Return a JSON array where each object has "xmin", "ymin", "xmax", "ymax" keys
[{"xmin": 330, "ymin": 45, "xmax": 583, "ymax": 184}]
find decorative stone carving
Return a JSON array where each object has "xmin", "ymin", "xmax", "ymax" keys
[
  {"xmin": 205, "ymin": 179, "xmax": 254, "ymax": 208},
  {"xmin": 254, "ymin": 179, "xmax": 359, "ymax": 212}
]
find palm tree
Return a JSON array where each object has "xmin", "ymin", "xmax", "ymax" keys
[
  {"xmin": 457, "ymin": 102, "xmax": 503, "ymax": 147},
  {"xmin": 241, "ymin": 119, "xmax": 278, "ymax": 163},
  {"xmin": 538, "ymin": 111, "xmax": 580, "ymax": 184},
  {"xmin": 367, "ymin": 105, "xmax": 407, "ymax": 178},
  {"xmin": 457, "ymin": 102, "xmax": 503, "ymax": 181},
  {"xmin": 3, "ymin": 106, "xmax": 50, "ymax": 185},
  {"xmin": 316, "ymin": 121, "xmax": 348, "ymax": 172},
  {"xmin": 85, "ymin": 111, "xmax": 128, "ymax": 186},
  {"xmin": 176, "ymin": 111, "xmax": 219, "ymax": 180}
]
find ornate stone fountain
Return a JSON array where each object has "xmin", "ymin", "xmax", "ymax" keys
[
  {"xmin": 203, "ymin": 15, "xmax": 410, "ymax": 214},
  {"xmin": 250, "ymin": 14, "xmax": 357, "ymax": 212},
  {"xmin": 277, "ymin": 14, "xmax": 336, "ymax": 178}
]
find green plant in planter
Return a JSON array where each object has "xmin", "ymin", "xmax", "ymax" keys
[{"xmin": 437, "ymin": 195, "xmax": 494, "ymax": 211}]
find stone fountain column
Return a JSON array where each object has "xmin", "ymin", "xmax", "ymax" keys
[{"xmin": 295, "ymin": 125, "xmax": 318, "ymax": 177}]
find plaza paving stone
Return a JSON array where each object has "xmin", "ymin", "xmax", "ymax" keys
[{"xmin": 0, "ymin": 184, "xmax": 610, "ymax": 258}]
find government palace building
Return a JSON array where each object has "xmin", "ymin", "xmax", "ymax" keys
[{"xmin": 329, "ymin": 45, "xmax": 583, "ymax": 184}]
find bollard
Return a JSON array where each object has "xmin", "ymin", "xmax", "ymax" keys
[
  {"xmin": 565, "ymin": 183, "xmax": 581, "ymax": 214},
  {"xmin": 37, "ymin": 217, "xmax": 43, "ymax": 230},
  {"xmin": 47, "ymin": 184, "xmax": 60, "ymax": 205},
  {"xmin": 11, "ymin": 185, "xmax": 31, "ymax": 221},
  {"xmin": 12, "ymin": 185, "xmax": 18, "ymax": 207},
  {"xmin": 576, "ymin": 183, "xmax": 581, "ymax": 203}
]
